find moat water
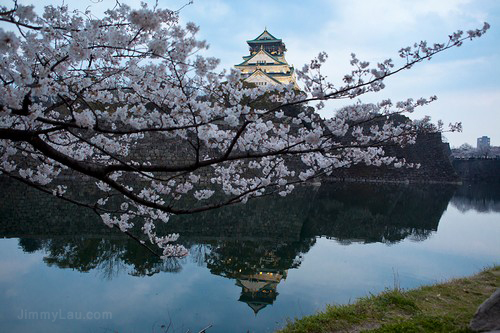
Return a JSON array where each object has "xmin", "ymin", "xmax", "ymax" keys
[{"xmin": 0, "ymin": 179, "xmax": 499, "ymax": 332}]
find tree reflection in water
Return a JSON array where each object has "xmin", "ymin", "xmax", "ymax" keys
[
  {"xmin": 451, "ymin": 182, "xmax": 500, "ymax": 213},
  {"xmin": 17, "ymin": 237, "xmax": 184, "ymax": 279},
  {"xmin": 2, "ymin": 177, "xmax": 472, "ymax": 313}
]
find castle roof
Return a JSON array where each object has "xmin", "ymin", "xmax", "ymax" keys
[
  {"xmin": 234, "ymin": 29, "xmax": 298, "ymax": 89},
  {"xmin": 235, "ymin": 47, "xmax": 286, "ymax": 67},
  {"xmin": 247, "ymin": 29, "xmax": 282, "ymax": 44},
  {"xmin": 244, "ymin": 69, "xmax": 282, "ymax": 84}
]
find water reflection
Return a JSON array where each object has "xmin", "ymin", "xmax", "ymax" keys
[
  {"xmin": 451, "ymin": 182, "xmax": 500, "ymax": 213},
  {"xmin": 203, "ymin": 239, "xmax": 313, "ymax": 314},
  {"xmin": 0, "ymin": 178, "xmax": 466, "ymax": 315},
  {"xmin": 237, "ymin": 269, "xmax": 287, "ymax": 315},
  {"xmin": 301, "ymin": 183, "xmax": 456, "ymax": 243},
  {"xmin": 17, "ymin": 237, "xmax": 184, "ymax": 278}
]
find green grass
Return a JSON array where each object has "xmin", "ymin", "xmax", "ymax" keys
[
  {"xmin": 278, "ymin": 266, "xmax": 500, "ymax": 333},
  {"xmin": 367, "ymin": 316, "xmax": 473, "ymax": 333}
]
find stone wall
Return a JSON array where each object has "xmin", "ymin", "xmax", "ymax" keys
[
  {"xmin": 327, "ymin": 132, "xmax": 459, "ymax": 183},
  {"xmin": 13, "ymin": 122, "xmax": 459, "ymax": 185},
  {"xmin": 452, "ymin": 159, "xmax": 500, "ymax": 183},
  {"xmin": 126, "ymin": 131, "xmax": 459, "ymax": 184},
  {"xmin": 0, "ymin": 176, "xmax": 455, "ymax": 246}
]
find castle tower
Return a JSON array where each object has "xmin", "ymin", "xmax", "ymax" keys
[
  {"xmin": 234, "ymin": 29, "xmax": 298, "ymax": 89},
  {"xmin": 235, "ymin": 269, "xmax": 288, "ymax": 315}
]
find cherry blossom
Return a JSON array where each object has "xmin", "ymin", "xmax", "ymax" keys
[{"xmin": 0, "ymin": 1, "xmax": 489, "ymax": 257}]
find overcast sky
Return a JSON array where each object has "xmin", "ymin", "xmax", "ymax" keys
[{"xmin": 11, "ymin": 0, "xmax": 500, "ymax": 147}]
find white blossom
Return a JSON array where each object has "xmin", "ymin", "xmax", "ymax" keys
[{"xmin": 0, "ymin": 2, "xmax": 488, "ymax": 259}]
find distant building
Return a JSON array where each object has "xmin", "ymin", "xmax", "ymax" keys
[
  {"xmin": 234, "ymin": 29, "xmax": 298, "ymax": 89},
  {"xmin": 477, "ymin": 136, "xmax": 491, "ymax": 150}
]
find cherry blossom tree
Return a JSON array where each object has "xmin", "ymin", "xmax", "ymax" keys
[{"xmin": 0, "ymin": 1, "xmax": 489, "ymax": 258}]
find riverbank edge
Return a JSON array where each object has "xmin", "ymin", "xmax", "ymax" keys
[
  {"xmin": 277, "ymin": 265, "xmax": 500, "ymax": 333},
  {"xmin": 322, "ymin": 177, "xmax": 463, "ymax": 185}
]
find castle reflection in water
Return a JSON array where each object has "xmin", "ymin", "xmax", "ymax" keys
[{"xmin": 1, "ymin": 177, "xmax": 499, "ymax": 315}]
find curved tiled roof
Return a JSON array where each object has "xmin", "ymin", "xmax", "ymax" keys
[
  {"xmin": 234, "ymin": 48, "xmax": 286, "ymax": 67},
  {"xmin": 245, "ymin": 69, "xmax": 282, "ymax": 84},
  {"xmin": 246, "ymin": 29, "xmax": 281, "ymax": 43}
]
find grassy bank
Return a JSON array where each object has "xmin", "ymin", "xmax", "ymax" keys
[{"xmin": 278, "ymin": 266, "xmax": 500, "ymax": 333}]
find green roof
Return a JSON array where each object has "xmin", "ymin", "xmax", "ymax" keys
[
  {"xmin": 247, "ymin": 39, "xmax": 282, "ymax": 44},
  {"xmin": 246, "ymin": 29, "xmax": 282, "ymax": 44}
]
